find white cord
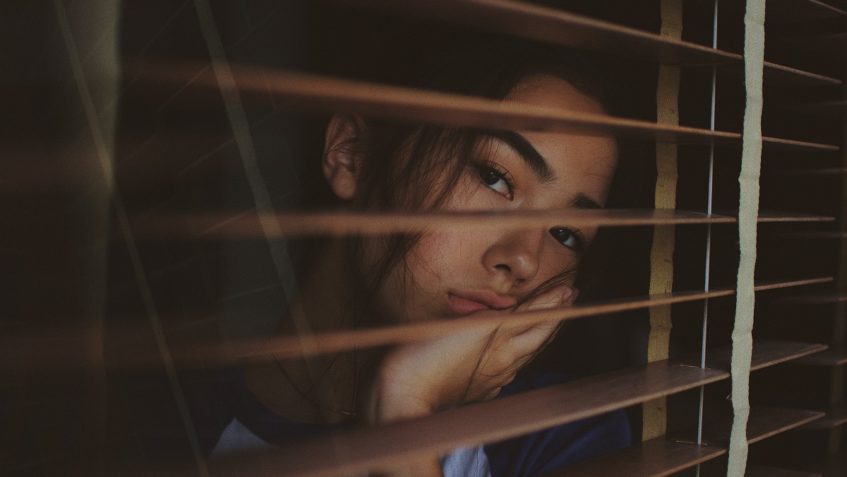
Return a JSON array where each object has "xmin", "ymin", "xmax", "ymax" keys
[{"xmin": 696, "ymin": 1, "xmax": 719, "ymax": 472}]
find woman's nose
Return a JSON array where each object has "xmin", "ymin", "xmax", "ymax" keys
[{"xmin": 482, "ymin": 228, "xmax": 544, "ymax": 284}]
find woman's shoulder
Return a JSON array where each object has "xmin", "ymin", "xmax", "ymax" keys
[{"xmin": 481, "ymin": 371, "xmax": 632, "ymax": 477}]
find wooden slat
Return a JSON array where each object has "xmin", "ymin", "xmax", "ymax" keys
[
  {"xmin": 338, "ymin": 0, "xmax": 841, "ymax": 86},
  {"xmin": 339, "ymin": 0, "xmax": 729, "ymax": 64},
  {"xmin": 563, "ymin": 407, "xmax": 824, "ymax": 477},
  {"xmin": 235, "ymin": 289, "xmax": 732, "ymax": 361},
  {"xmin": 133, "ymin": 209, "xmax": 731, "ymax": 239},
  {"xmin": 758, "ymin": 136, "xmax": 840, "ymax": 152},
  {"xmin": 129, "ymin": 209, "xmax": 835, "ymax": 240},
  {"xmin": 758, "ymin": 212, "xmax": 836, "ymax": 223},
  {"xmin": 752, "ymin": 277, "xmax": 834, "ymax": 292},
  {"xmin": 550, "ymin": 438, "xmax": 723, "ymax": 477},
  {"xmin": 782, "ymin": 292, "xmax": 847, "ymax": 303},
  {"xmin": 212, "ymin": 361, "xmax": 728, "ymax": 477},
  {"xmin": 746, "ymin": 465, "xmax": 822, "ymax": 477},
  {"xmin": 782, "ymin": 231, "xmax": 847, "ymax": 240},
  {"xmin": 801, "ymin": 0, "xmax": 846, "ymax": 16},
  {"xmin": 703, "ymin": 341, "xmax": 828, "ymax": 371},
  {"xmin": 794, "ymin": 347, "xmax": 847, "ymax": 366},
  {"xmin": 789, "ymin": 100, "xmax": 847, "ymax": 115},
  {"xmin": 779, "ymin": 32, "xmax": 847, "ymax": 60},
  {"xmin": 1, "ymin": 279, "xmax": 831, "ymax": 375},
  {"xmin": 767, "ymin": 0, "xmax": 847, "ymax": 22},
  {"xmin": 132, "ymin": 63, "xmax": 840, "ymax": 152},
  {"xmin": 802, "ymin": 0, "xmax": 846, "ymax": 15},
  {"xmin": 784, "ymin": 167, "xmax": 847, "ymax": 175},
  {"xmin": 702, "ymin": 407, "xmax": 824, "ymax": 446},
  {"xmin": 727, "ymin": 0, "xmax": 844, "ymax": 29},
  {"xmin": 5, "ymin": 291, "xmax": 728, "ymax": 379},
  {"xmin": 232, "ymin": 278, "xmax": 831, "ymax": 361},
  {"xmin": 208, "ymin": 347, "xmax": 822, "ymax": 477},
  {"xmin": 759, "ymin": 61, "xmax": 842, "ymax": 86},
  {"xmin": 799, "ymin": 406, "xmax": 847, "ymax": 430}
]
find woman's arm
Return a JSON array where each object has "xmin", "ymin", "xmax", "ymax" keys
[
  {"xmin": 365, "ymin": 395, "xmax": 442, "ymax": 476},
  {"xmin": 363, "ymin": 285, "xmax": 576, "ymax": 477}
]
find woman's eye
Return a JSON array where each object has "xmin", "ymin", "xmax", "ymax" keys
[
  {"xmin": 549, "ymin": 227, "xmax": 583, "ymax": 252},
  {"xmin": 477, "ymin": 164, "xmax": 513, "ymax": 199}
]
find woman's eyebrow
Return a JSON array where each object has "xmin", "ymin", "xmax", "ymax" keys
[{"xmin": 484, "ymin": 130, "xmax": 554, "ymax": 182}]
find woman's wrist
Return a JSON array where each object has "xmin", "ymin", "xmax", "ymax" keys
[
  {"xmin": 372, "ymin": 392, "xmax": 433, "ymax": 422},
  {"xmin": 365, "ymin": 365, "xmax": 437, "ymax": 424}
]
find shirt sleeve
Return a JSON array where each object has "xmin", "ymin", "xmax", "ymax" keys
[{"xmin": 483, "ymin": 373, "xmax": 632, "ymax": 477}]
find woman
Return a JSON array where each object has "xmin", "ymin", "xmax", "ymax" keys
[{"xmin": 210, "ymin": 39, "xmax": 631, "ymax": 476}]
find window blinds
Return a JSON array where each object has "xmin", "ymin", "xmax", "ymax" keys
[{"xmin": 5, "ymin": 0, "xmax": 846, "ymax": 476}]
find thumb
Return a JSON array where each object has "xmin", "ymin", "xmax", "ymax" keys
[
  {"xmin": 509, "ymin": 285, "xmax": 577, "ymax": 349},
  {"xmin": 563, "ymin": 287, "xmax": 579, "ymax": 306},
  {"xmin": 518, "ymin": 284, "xmax": 576, "ymax": 312}
]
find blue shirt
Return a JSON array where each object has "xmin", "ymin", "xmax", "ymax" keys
[{"xmin": 210, "ymin": 371, "xmax": 631, "ymax": 476}]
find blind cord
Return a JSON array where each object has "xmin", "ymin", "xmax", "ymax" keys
[{"xmin": 696, "ymin": 1, "xmax": 719, "ymax": 462}]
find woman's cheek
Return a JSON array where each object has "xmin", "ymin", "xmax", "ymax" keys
[
  {"xmin": 542, "ymin": 244, "xmax": 579, "ymax": 273},
  {"xmin": 404, "ymin": 231, "xmax": 489, "ymax": 305},
  {"xmin": 409, "ymin": 230, "xmax": 480, "ymax": 281}
]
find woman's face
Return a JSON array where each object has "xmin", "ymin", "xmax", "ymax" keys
[{"xmin": 326, "ymin": 74, "xmax": 617, "ymax": 323}]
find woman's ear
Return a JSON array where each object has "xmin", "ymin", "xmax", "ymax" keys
[{"xmin": 322, "ymin": 114, "xmax": 365, "ymax": 200}]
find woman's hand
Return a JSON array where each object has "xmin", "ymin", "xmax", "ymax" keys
[{"xmin": 364, "ymin": 285, "xmax": 577, "ymax": 424}]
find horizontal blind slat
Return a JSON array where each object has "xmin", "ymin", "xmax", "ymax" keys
[
  {"xmin": 131, "ymin": 63, "xmax": 840, "ymax": 151},
  {"xmin": 206, "ymin": 343, "xmax": 823, "ymax": 477},
  {"xmin": 338, "ymin": 0, "xmax": 840, "ymax": 85},
  {"xmin": 745, "ymin": 465, "xmax": 822, "ymax": 477},
  {"xmin": 548, "ymin": 437, "xmax": 723, "ymax": 477},
  {"xmin": 806, "ymin": 100, "xmax": 847, "ymax": 113},
  {"xmin": 212, "ymin": 362, "xmax": 727, "ymax": 477},
  {"xmin": 794, "ymin": 346, "xmax": 847, "ymax": 366},
  {"xmin": 701, "ymin": 407, "xmax": 823, "ymax": 446},
  {"xmin": 761, "ymin": 61, "xmax": 842, "ymax": 86},
  {"xmin": 799, "ymin": 405, "xmax": 847, "ymax": 430},
  {"xmin": 705, "ymin": 341, "xmax": 828, "ymax": 372},
  {"xmin": 784, "ymin": 168, "xmax": 847, "ymax": 175},
  {"xmin": 781, "ymin": 292, "xmax": 847, "ymax": 303},
  {"xmin": 128, "ymin": 210, "xmax": 835, "ymax": 240},
  {"xmin": 1, "ymin": 280, "xmax": 829, "ymax": 375},
  {"xmin": 235, "ymin": 278, "xmax": 831, "ymax": 360},
  {"xmin": 562, "ymin": 407, "xmax": 824, "ymax": 477},
  {"xmin": 767, "ymin": 0, "xmax": 847, "ymax": 21}
]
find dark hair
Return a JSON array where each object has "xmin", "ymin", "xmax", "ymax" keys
[
  {"xmin": 281, "ymin": 17, "xmax": 622, "ymax": 416},
  {"xmin": 343, "ymin": 42, "xmax": 612, "ymax": 317}
]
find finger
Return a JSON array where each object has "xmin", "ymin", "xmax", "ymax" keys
[
  {"xmin": 483, "ymin": 385, "xmax": 504, "ymax": 401},
  {"xmin": 518, "ymin": 284, "xmax": 577, "ymax": 312},
  {"xmin": 509, "ymin": 319, "xmax": 561, "ymax": 357},
  {"xmin": 509, "ymin": 286, "xmax": 578, "ymax": 353},
  {"xmin": 504, "ymin": 285, "xmax": 576, "ymax": 336},
  {"xmin": 565, "ymin": 287, "xmax": 580, "ymax": 306}
]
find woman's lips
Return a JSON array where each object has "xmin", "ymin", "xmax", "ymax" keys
[{"xmin": 447, "ymin": 290, "xmax": 516, "ymax": 315}]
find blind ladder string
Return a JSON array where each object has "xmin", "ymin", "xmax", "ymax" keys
[{"xmin": 696, "ymin": 0, "xmax": 719, "ymax": 471}]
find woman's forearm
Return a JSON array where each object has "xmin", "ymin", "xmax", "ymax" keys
[{"xmin": 364, "ymin": 377, "xmax": 443, "ymax": 477}]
